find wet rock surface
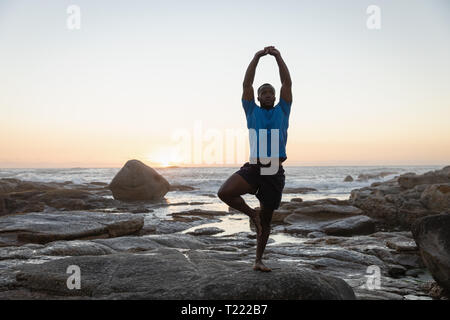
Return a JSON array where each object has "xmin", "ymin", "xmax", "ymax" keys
[
  {"xmin": 349, "ymin": 166, "xmax": 450, "ymax": 228},
  {"xmin": 321, "ymin": 215, "xmax": 376, "ymax": 236},
  {"xmin": 0, "ymin": 178, "xmax": 114, "ymax": 216},
  {"xmin": 0, "ymin": 176, "xmax": 203, "ymax": 218},
  {"xmin": 1, "ymin": 165, "xmax": 449, "ymax": 300},
  {"xmin": 187, "ymin": 227, "xmax": 225, "ymax": 236},
  {"xmin": 281, "ymin": 201, "xmax": 375, "ymax": 237},
  {"xmin": 0, "ymin": 229, "xmax": 435, "ymax": 300},
  {"xmin": 7, "ymin": 245, "xmax": 355, "ymax": 300},
  {"xmin": 412, "ymin": 213, "xmax": 450, "ymax": 294},
  {"xmin": 0, "ymin": 211, "xmax": 144, "ymax": 246}
]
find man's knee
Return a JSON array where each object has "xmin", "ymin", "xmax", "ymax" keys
[{"xmin": 217, "ymin": 187, "xmax": 229, "ymax": 202}]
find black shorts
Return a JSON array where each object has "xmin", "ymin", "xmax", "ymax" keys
[{"xmin": 235, "ymin": 162, "xmax": 285, "ymax": 210}]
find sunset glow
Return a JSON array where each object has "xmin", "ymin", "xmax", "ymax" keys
[{"xmin": 1, "ymin": 0, "xmax": 449, "ymax": 168}]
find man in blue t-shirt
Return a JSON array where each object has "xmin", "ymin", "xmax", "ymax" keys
[{"xmin": 218, "ymin": 46, "xmax": 292, "ymax": 272}]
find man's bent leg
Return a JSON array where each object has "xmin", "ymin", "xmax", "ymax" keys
[
  {"xmin": 217, "ymin": 173, "xmax": 262, "ymax": 236},
  {"xmin": 217, "ymin": 173, "xmax": 256, "ymax": 216}
]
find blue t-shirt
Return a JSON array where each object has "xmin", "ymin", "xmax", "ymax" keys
[{"xmin": 242, "ymin": 98, "xmax": 291, "ymax": 159}]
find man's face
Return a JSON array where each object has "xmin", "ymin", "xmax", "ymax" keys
[{"xmin": 258, "ymin": 86, "xmax": 276, "ymax": 108}]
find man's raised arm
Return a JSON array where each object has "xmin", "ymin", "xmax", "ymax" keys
[
  {"xmin": 268, "ymin": 47, "xmax": 292, "ymax": 104},
  {"xmin": 242, "ymin": 48, "xmax": 270, "ymax": 101}
]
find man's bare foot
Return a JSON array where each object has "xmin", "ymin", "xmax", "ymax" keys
[
  {"xmin": 253, "ymin": 260, "xmax": 272, "ymax": 272},
  {"xmin": 249, "ymin": 209, "xmax": 262, "ymax": 237}
]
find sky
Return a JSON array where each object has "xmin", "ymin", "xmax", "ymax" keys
[{"xmin": 0, "ymin": 0, "xmax": 449, "ymax": 168}]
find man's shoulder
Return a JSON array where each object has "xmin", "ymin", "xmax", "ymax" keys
[
  {"xmin": 242, "ymin": 98, "xmax": 258, "ymax": 104},
  {"xmin": 278, "ymin": 97, "xmax": 292, "ymax": 106},
  {"xmin": 276, "ymin": 97, "xmax": 292, "ymax": 116},
  {"xmin": 242, "ymin": 99, "xmax": 259, "ymax": 118}
]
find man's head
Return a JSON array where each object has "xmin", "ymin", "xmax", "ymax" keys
[{"xmin": 257, "ymin": 83, "xmax": 276, "ymax": 109}]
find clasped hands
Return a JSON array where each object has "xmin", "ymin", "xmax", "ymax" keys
[{"xmin": 255, "ymin": 46, "xmax": 280, "ymax": 59}]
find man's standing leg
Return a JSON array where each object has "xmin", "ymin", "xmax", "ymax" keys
[
  {"xmin": 253, "ymin": 202, "xmax": 274, "ymax": 272},
  {"xmin": 253, "ymin": 167, "xmax": 284, "ymax": 272}
]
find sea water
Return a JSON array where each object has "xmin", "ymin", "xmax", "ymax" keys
[
  {"xmin": 0, "ymin": 165, "xmax": 443, "ymax": 242},
  {"xmin": 0, "ymin": 165, "xmax": 442, "ymax": 212}
]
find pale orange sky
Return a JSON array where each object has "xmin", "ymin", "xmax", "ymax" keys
[{"xmin": 1, "ymin": 0, "xmax": 449, "ymax": 168}]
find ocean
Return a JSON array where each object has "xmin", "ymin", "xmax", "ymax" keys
[
  {"xmin": 0, "ymin": 165, "xmax": 445, "ymax": 241},
  {"xmin": 0, "ymin": 165, "xmax": 442, "ymax": 212}
]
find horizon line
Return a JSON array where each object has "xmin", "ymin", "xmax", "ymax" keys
[{"xmin": 0, "ymin": 163, "xmax": 448, "ymax": 170}]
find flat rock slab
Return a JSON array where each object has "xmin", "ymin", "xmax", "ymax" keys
[
  {"xmin": 321, "ymin": 215, "xmax": 376, "ymax": 236},
  {"xmin": 283, "ymin": 187, "xmax": 317, "ymax": 194},
  {"xmin": 385, "ymin": 240, "xmax": 418, "ymax": 252},
  {"xmin": 171, "ymin": 209, "xmax": 229, "ymax": 217},
  {"xmin": 143, "ymin": 214, "xmax": 221, "ymax": 234},
  {"xmin": 0, "ymin": 211, "xmax": 144, "ymax": 246},
  {"xmin": 14, "ymin": 248, "xmax": 356, "ymax": 299},
  {"xmin": 187, "ymin": 227, "xmax": 224, "ymax": 236},
  {"xmin": 283, "ymin": 213, "xmax": 376, "ymax": 237},
  {"xmin": 0, "ymin": 234, "xmax": 208, "ymax": 261},
  {"xmin": 291, "ymin": 204, "xmax": 363, "ymax": 218}
]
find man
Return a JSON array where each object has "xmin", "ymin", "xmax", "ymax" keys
[{"xmin": 218, "ymin": 46, "xmax": 292, "ymax": 272}]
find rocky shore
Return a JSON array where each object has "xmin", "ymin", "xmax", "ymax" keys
[{"xmin": 0, "ymin": 161, "xmax": 449, "ymax": 300}]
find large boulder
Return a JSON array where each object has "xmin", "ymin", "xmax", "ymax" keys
[
  {"xmin": 420, "ymin": 183, "xmax": 450, "ymax": 211},
  {"xmin": 109, "ymin": 160, "xmax": 170, "ymax": 201},
  {"xmin": 412, "ymin": 213, "xmax": 450, "ymax": 292},
  {"xmin": 398, "ymin": 166, "xmax": 450, "ymax": 189},
  {"xmin": 13, "ymin": 248, "xmax": 356, "ymax": 299},
  {"xmin": 349, "ymin": 166, "xmax": 450, "ymax": 228}
]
